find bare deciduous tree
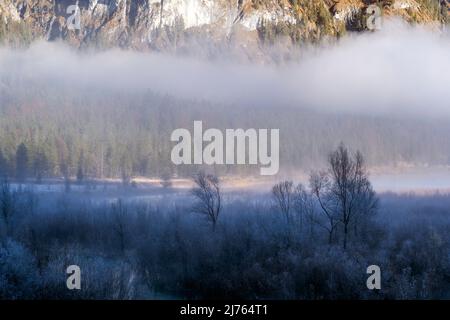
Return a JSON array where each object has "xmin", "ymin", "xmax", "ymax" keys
[
  {"xmin": 293, "ymin": 183, "xmax": 315, "ymax": 235},
  {"xmin": 310, "ymin": 143, "xmax": 378, "ymax": 249},
  {"xmin": 191, "ymin": 172, "xmax": 221, "ymax": 231},
  {"xmin": 328, "ymin": 144, "xmax": 378, "ymax": 249},
  {"xmin": 310, "ymin": 171, "xmax": 340, "ymax": 245},
  {"xmin": 272, "ymin": 181, "xmax": 294, "ymax": 225}
]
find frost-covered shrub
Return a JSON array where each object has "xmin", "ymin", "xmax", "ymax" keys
[
  {"xmin": 385, "ymin": 226, "xmax": 450, "ymax": 299},
  {"xmin": 0, "ymin": 239, "xmax": 40, "ymax": 299},
  {"xmin": 40, "ymin": 248, "xmax": 137, "ymax": 300},
  {"xmin": 2, "ymin": 191, "xmax": 450, "ymax": 299}
]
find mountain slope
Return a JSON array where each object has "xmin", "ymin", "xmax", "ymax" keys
[{"xmin": 0, "ymin": 0, "xmax": 447, "ymax": 56}]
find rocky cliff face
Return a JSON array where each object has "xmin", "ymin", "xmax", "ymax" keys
[{"xmin": 0, "ymin": 0, "xmax": 447, "ymax": 57}]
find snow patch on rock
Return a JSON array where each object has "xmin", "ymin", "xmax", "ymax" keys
[
  {"xmin": 156, "ymin": 0, "xmax": 218, "ymax": 29},
  {"xmin": 240, "ymin": 9, "xmax": 297, "ymax": 30}
]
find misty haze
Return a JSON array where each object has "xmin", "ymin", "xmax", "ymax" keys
[{"xmin": 1, "ymin": 0, "xmax": 450, "ymax": 301}]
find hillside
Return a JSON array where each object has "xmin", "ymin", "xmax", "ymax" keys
[{"xmin": 0, "ymin": 0, "xmax": 448, "ymax": 57}]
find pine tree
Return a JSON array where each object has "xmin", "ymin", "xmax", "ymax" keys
[
  {"xmin": 16, "ymin": 143, "xmax": 29, "ymax": 183},
  {"xmin": 0, "ymin": 149, "xmax": 8, "ymax": 178},
  {"xmin": 77, "ymin": 151, "xmax": 85, "ymax": 184},
  {"xmin": 33, "ymin": 150, "xmax": 50, "ymax": 183},
  {"xmin": 121, "ymin": 153, "xmax": 133, "ymax": 186}
]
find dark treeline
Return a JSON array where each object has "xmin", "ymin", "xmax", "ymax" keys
[
  {"xmin": 1, "ymin": 83, "xmax": 450, "ymax": 182},
  {"xmin": 1, "ymin": 145, "xmax": 450, "ymax": 299}
]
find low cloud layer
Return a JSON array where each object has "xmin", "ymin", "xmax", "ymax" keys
[{"xmin": 1, "ymin": 20, "xmax": 450, "ymax": 118}]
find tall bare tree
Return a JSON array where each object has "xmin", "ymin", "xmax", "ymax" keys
[
  {"xmin": 328, "ymin": 144, "xmax": 378, "ymax": 249},
  {"xmin": 310, "ymin": 171, "xmax": 340, "ymax": 245},
  {"xmin": 272, "ymin": 181, "xmax": 294, "ymax": 225},
  {"xmin": 310, "ymin": 143, "xmax": 378, "ymax": 249},
  {"xmin": 191, "ymin": 172, "xmax": 221, "ymax": 231},
  {"xmin": 293, "ymin": 183, "xmax": 315, "ymax": 235}
]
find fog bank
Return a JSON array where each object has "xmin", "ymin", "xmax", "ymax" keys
[{"xmin": 1, "ymin": 20, "xmax": 449, "ymax": 117}]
